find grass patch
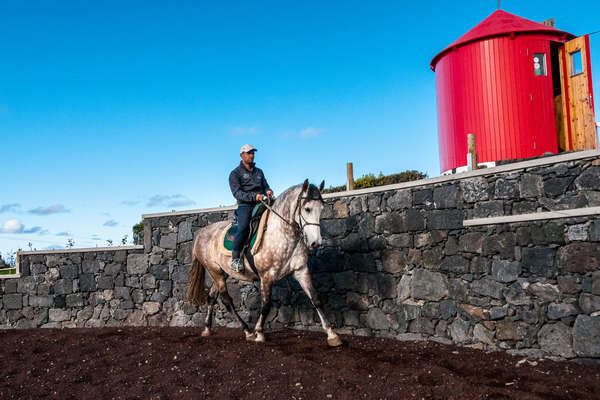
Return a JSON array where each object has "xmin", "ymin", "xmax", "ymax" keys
[{"xmin": 0, "ymin": 268, "xmax": 16, "ymax": 275}]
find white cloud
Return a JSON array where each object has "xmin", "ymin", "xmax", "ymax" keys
[
  {"xmin": 56, "ymin": 232, "xmax": 70, "ymax": 237},
  {"xmin": 43, "ymin": 244, "xmax": 64, "ymax": 250},
  {"xmin": 103, "ymin": 219, "xmax": 118, "ymax": 227},
  {"xmin": 1, "ymin": 219, "xmax": 24, "ymax": 233},
  {"xmin": 0, "ymin": 220, "xmax": 49, "ymax": 235},
  {"xmin": 0, "ymin": 203, "xmax": 20, "ymax": 213},
  {"xmin": 120, "ymin": 200, "xmax": 140, "ymax": 206},
  {"xmin": 28, "ymin": 204, "xmax": 69, "ymax": 215},
  {"xmin": 147, "ymin": 194, "xmax": 196, "ymax": 208}
]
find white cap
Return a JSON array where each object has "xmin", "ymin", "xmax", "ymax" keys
[{"xmin": 240, "ymin": 144, "xmax": 257, "ymax": 153}]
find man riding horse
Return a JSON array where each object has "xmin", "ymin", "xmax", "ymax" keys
[
  {"xmin": 188, "ymin": 155, "xmax": 342, "ymax": 346},
  {"xmin": 228, "ymin": 144, "xmax": 273, "ymax": 273}
]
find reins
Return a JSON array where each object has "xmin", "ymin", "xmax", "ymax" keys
[
  {"xmin": 259, "ymin": 189, "xmax": 322, "ymax": 238},
  {"xmin": 259, "ymin": 197, "xmax": 299, "ymax": 233}
]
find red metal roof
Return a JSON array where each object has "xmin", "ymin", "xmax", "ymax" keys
[{"xmin": 430, "ymin": 10, "xmax": 574, "ymax": 70}]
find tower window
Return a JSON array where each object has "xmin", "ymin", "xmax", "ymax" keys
[
  {"xmin": 570, "ymin": 50, "xmax": 583, "ymax": 76},
  {"xmin": 533, "ymin": 53, "xmax": 547, "ymax": 76}
]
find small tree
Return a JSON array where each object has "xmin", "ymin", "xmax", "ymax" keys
[
  {"xmin": 121, "ymin": 235, "xmax": 128, "ymax": 245},
  {"xmin": 1, "ymin": 250, "xmax": 18, "ymax": 268},
  {"xmin": 106, "ymin": 239, "xmax": 113, "ymax": 247},
  {"xmin": 133, "ymin": 221, "xmax": 144, "ymax": 245},
  {"xmin": 66, "ymin": 238, "xmax": 75, "ymax": 248}
]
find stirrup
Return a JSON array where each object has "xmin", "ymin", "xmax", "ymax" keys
[{"xmin": 230, "ymin": 258, "xmax": 244, "ymax": 273}]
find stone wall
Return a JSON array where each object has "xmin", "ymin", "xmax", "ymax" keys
[
  {"xmin": 0, "ymin": 247, "xmax": 145, "ymax": 328},
  {"xmin": 2, "ymin": 151, "xmax": 600, "ymax": 361}
]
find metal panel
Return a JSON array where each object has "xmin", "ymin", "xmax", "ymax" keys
[{"xmin": 435, "ymin": 33, "xmax": 562, "ymax": 172}]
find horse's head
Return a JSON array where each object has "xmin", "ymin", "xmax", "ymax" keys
[{"xmin": 295, "ymin": 179, "xmax": 325, "ymax": 249}]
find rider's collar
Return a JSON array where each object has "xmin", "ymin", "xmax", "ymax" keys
[{"xmin": 240, "ymin": 161, "xmax": 255, "ymax": 171}]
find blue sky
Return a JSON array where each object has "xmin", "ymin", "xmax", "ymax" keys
[{"xmin": 1, "ymin": 0, "xmax": 600, "ymax": 256}]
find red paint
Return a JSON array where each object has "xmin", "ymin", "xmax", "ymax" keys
[
  {"xmin": 585, "ymin": 35, "xmax": 595, "ymax": 110},
  {"xmin": 561, "ymin": 47, "xmax": 573, "ymax": 150},
  {"xmin": 431, "ymin": 10, "xmax": 576, "ymax": 172}
]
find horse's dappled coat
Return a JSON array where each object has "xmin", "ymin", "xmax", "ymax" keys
[{"xmin": 187, "ymin": 179, "xmax": 342, "ymax": 346}]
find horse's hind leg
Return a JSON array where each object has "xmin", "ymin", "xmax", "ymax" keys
[
  {"xmin": 202, "ymin": 285, "xmax": 219, "ymax": 337},
  {"xmin": 294, "ymin": 267, "xmax": 342, "ymax": 347},
  {"xmin": 212, "ymin": 273, "xmax": 254, "ymax": 340}
]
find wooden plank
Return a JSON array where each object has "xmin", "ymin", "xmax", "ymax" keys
[
  {"xmin": 346, "ymin": 162, "xmax": 354, "ymax": 191},
  {"xmin": 563, "ymin": 36, "xmax": 597, "ymax": 150},
  {"xmin": 559, "ymin": 46, "xmax": 573, "ymax": 150},
  {"xmin": 554, "ymin": 94, "xmax": 567, "ymax": 150}
]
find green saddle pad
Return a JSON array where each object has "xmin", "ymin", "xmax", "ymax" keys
[
  {"xmin": 223, "ymin": 203, "xmax": 266, "ymax": 251},
  {"xmin": 224, "ymin": 225, "xmax": 258, "ymax": 251}
]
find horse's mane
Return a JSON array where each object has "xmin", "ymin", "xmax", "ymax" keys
[{"xmin": 272, "ymin": 182, "xmax": 322, "ymax": 220}]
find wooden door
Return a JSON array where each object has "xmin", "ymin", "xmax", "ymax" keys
[{"xmin": 558, "ymin": 35, "xmax": 597, "ymax": 150}]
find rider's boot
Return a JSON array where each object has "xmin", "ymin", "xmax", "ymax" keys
[{"xmin": 230, "ymin": 258, "xmax": 244, "ymax": 273}]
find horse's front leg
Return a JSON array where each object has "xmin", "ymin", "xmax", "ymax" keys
[
  {"xmin": 253, "ymin": 277, "xmax": 274, "ymax": 342},
  {"xmin": 294, "ymin": 267, "xmax": 342, "ymax": 347}
]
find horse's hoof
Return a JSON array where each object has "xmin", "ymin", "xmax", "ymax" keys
[
  {"xmin": 244, "ymin": 331, "xmax": 255, "ymax": 341},
  {"xmin": 255, "ymin": 332, "xmax": 266, "ymax": 342},
  {"xmin": 201, "ymin": 328, "xmax": 211, "ymax": 337},
  {"xmin": 327, "ymin": 335, "xmax": 343, "ymax": 347}
]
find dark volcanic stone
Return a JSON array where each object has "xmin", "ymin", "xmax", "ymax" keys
[
  {"xmin": 482, "ymin": 232, "xmax": 516, "ymax": 259},
  {"xmin": 495, "ymin": 179, "xmax": 518, "ymax": 199},
  {"xmin": 428, "ymin": 210, "xmax": 462, "ymax": 230},
  {"xmin": 557, "ymin": 243, "xmax": 599, "ymax": 273},
  {"xmin": 79, "ymin": 273, "xmax": 96, "ymax": 292},
  {"xmin": 574, "ymin": 166, "xmax": 600, "ymax": 190},
  {"xmin": 433, "ymin": 185, "xmax": 458, "ymax": 209},
  {"xmin": 405, "ymin": 209, "xmax": 425, "ymax": 231},
  {"xmin": 440, "ymin": 255, "xmax": 470, "ymax": 274},
  {"xmin": 473, "ymin": 201, "xmax": 504, "ymax": 218},
  {"xmin": 413, "ymin": 189, "xmax": 432, "ymax": 205},
  {"xmin": 573, "ymin": 315, "xmax": 600, "ymax": 357},
  {"xmin": 522, "ymin": 248, "xmax": 556, "ymax": 278},
  {"xmin": 519, "ymin": 174, "xmax": 543, "ymax": 198},
  {"xmin": 544, "ymin": 177, "xmax": 574, "ymax": 197}
]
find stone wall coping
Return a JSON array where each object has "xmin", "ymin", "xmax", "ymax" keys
[
  {"xmin": 464, "ymin": 206, "xmax": 600, "ymax": 226},
  {"xmin": 17, "ymin": 245, "xmax": 144, "ymax": 256},
  {"xmin": 142, "ymin": 205, "xmax": 236, "ymax": 219},
  {"xmin": 141, "ymin": 149, "xmax": 600, "ymax": 219}
]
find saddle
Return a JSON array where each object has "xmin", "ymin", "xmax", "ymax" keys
[{"xmin": 220, "ymin": 202, "xmax": 270, "ymax": 256}]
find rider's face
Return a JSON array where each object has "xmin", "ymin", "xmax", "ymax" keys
[{"xmin": 240, "ymin": 151, "xmax": 255, "ymax": 164}]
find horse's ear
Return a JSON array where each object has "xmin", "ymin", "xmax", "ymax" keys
[
  {"xmin": 302, "ymin": 179, "xmax": 309, "ymax": 193},
  {"xmin": 318, "ymin": 180, "xmax": 325, "ymax": 192}
]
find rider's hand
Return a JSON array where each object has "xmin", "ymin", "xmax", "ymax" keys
[
  {"xmin": 256, "ymin": 194, "xmax": 264, "ymax": 201},
  {"xmin": 266, "ymin": 190, "xmax": 273, "ymax": 198}
]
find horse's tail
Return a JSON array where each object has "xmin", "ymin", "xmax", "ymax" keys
[{"xmin": 187, "ymin": 256, "xmax": 207, "ymax": 305}]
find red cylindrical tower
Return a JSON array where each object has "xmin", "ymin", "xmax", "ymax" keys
[{"xmin": 431, "ymin": 10, "xmax": 575, "ymax": 173}]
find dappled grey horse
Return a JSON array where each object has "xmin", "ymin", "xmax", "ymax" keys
[{"xmin": 188, "ymin": 179, "xmax": 342, "ymax": 346}]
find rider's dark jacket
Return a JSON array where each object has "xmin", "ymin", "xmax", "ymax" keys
[{"xmin": 229, "ymin": 162, "xmax": 271, "ymax": 205}]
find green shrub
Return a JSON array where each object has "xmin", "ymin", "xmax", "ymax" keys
[
  {"xmin": 0, "ymin": 268, "xmax": 16, "ymax": 275},
  {"xmin": 322, "ymin": 170, "xmax": 427, "ymax": 194},
  {"xmin": 133, "ymin": 221, "xmax": 144, "ymax": 245}
]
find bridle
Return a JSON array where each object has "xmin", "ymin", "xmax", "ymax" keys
[{"xmin": 259, "ymin": 189, "xmax": 322, "ymax": 242}]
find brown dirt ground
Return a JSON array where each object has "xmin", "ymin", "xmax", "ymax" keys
[{"xmin": 1, "ymin": 327, "xmax": 599, "ymax": 400}]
